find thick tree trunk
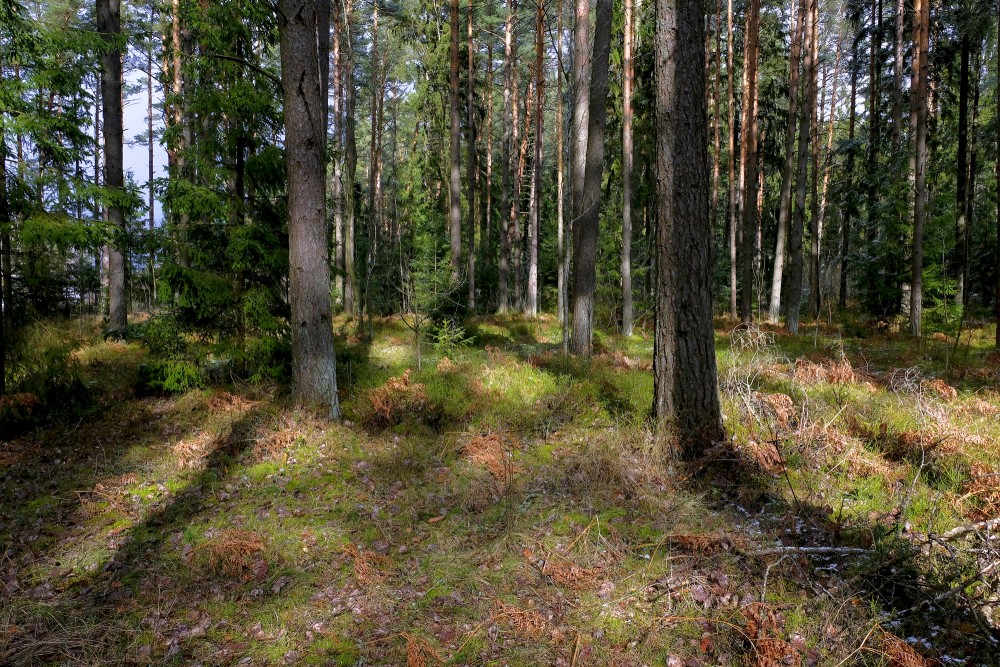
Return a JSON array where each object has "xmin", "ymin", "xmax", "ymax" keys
[
  {"xmin": 332, "ymin": 7, "xmax": 344, "ymax": 305},
  {"xmin": 526, "ymin": 0, "xmax": 543, "ymax": 317},
  {"xmin": 279, "ymin": 0, "xmax": 341, "ymax": 419},
  {"xmin": 785, "ymin": 0, "xmax": 816, "ymax": 334},
  {"xmin": 621, "ymin": 0, "xmax": 635, "ymax": 335},
  {"xmin": 909, "ymin": 0, "xmax": 929, "ymax": 336},
  {"xmin": 738, "ymin": 0, "xmax": 761, "ymax": 322},
  {"xmin": 653, "ymin": 0, "xmax": 725, "ymax": 459},
  {"xmin": 449, "ymin": 0, "xmax": 462, "ymax": 281},
  {"xmin": 996, "ymin": 14, "xmax": 1000, "ymax": 349},
  {"xmin": 955, "ymin": 35, "xmax": 970, "ymax": 308},
  {"xmin": 570, "ymin": 0, "xmax": 591, "ymax": 226},
  {"xmin": 769, "ymin": 0, "xmax": 804, "ymax": 323},
  {"xmin": 557, "ymin": 0, "xmax": 567, "ymax": 328},
  {"xmin": 97, "ymin": 0, "xmax": 127, "ymax": 331},
  {"xmin": 570, "ymin": 0, "xmax": 612, "ymax": 356},
  {"xmin": 513, "ymin": 78, "xmax": 530, "ymax": 310},
  {"xmin": 498, "ymin": 0, "xmax": 516, "ymax": 312},
  {"xmin": 467, "ymin": 0, "xmax": 477, "ymax": 308}
]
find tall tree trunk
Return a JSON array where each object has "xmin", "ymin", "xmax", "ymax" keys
[
  {"xmin": 449, "ymin": 0, "xmax": 462, "ymax": 281},
  {"xmin": 785, "ymin": 0, "xmax": 816, "ymax": 333},
  {"xmin": 570, "ymin": 0, "xmax": 612, "ymax": 356},
  {"xmin": 147, "ymin": 7, "xmax": 156, "ymax": 306},
  {"xmin": 278, "ymin": 0, "xmax": 341, "ymax": 418},
  {"xmin": 738, "ymin": 0, "xmax": 761, "ymax": 322},
  {"xmin": 485, "ymin": 39, "xmax": 494, "ymax": 292},
  {"xmin": 727, "ymin": 0, "xmax": 737, "ymax": 319},
  {"xmin": 0, "ymin": 138, "xmax": 8, "ymax": 395},
  {"xmin": 807, "ymin": 1, "xmax": 821, "ymax": 318},
  {"xmin": 527, "ymin": 0, "xmax": 543, "ymax": 317},
  {"xmin": 840, "ymin": 51, "xmax": 858, "ymax": 309},
  {"xmin": 97, "ymin": 0, "xmax": 127, "ymax": 331},
  {"xmin": 653, "ymin": 0, "xmax": 724, "ymax": 458},
  {"xmin": 995, "ymin": 13, "xmax": 1000, "ymax": 349},
  {"xmin": 557, "ymin": 0, "xmax": 567, "ymax": 329},
  {"xmin": 816, "ymin": 31, "xmax": 842, "ymax": 285},
  {"xmin": 866, "ymin": 0, "xmax": 881, "ymax": 248},
  {"xmin": 343, "ymin": 0, "xmax": 357, "ymax": 316},
  {"xmin": 955, "ymin": 34, "xmax": 970, "ymax": 308},
  {"xmin": 909, "ymin": 0, "xmax": 929, "ymax": 336},
  {"xmin": 769, "ymin": 0, "xmax": 804, "ymax": 323},
  {"xmin": 621, "ymin": 0, "xmax": 635, "ymax": 335},
  {"xmin": 571, "ymin": 0, "xmax": 591, "ymax": 227},
  {"xmin": 467, "ymin": 0, "xmax": 477, "ymax": 308},
  {"xmin": 332, "ymin": 5, "xmax": 344, "ymax": 306},
  {"xmin": 513, "ymin": 78, "xmax": 531, "ymax": 310},
  {"xmin": 499, "ymin": 0, "xmax": 516, "ymax": 311}
]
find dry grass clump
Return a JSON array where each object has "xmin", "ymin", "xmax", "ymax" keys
[
  {"xmin": 362, "ymin": 370, "xmax": 428, "ymax": 429},
  {"xmin": 752, "ymin": 392, "xmax": 796, "ymax": 429},
  {"xmin": 921, "ymin": 379, "xmax": 958, "ymax": 402},
  {"xmin": 960, "ymin": 463, "xmax": 1000, "ymax": 521},
  {"xmin": 665, "ymin": 533, "xmax": 742, "ymax": 554},
  {"xmin": 524, "ymin": 550, "xmax": 603, "ymax": 590},
  {"xmin": 741, "ymin": 603, "xmax": 801, "ymax": 667},
  {"xmin": 250, "ymin": 428, "xmax": 301, "ymax": 462},
  {"xmin": 436, "ymin": 356, "xmax": 458, "ymax": 373},
  {"xmin": 793, "ymin": 356, "xmax": 856, "ymax": 385},
  {"xmin": 342, "ymin": 543, "xmax": 393, "ymax": 586},
  {"xmin": 595, "ymin": 351, "xmax": 652, "ymax": 371},
  {"xmin": 207, "ymin": 391, "xmax": 258, "ymax": 413},
  {"xmin": 404, "ymin": 634, "xmax": 443, "ymax": 667},
  {"xmin": 464, "ymin": 433, "xmax": 522, "ymax": 482},
  {"xmin": 195, "ymin": 530, "xmax": 267, "ymax": 578},
  {"xmin": 878, "ymin": 629, "xmax": 933, "ymax": 667},
  {"xmin": 730, "ymin": 323, "xmax": 777, "ymax": 353},
  {"xmin": 172, "ymin": 431, "xmax": 217, "ymax": 469},
  {"xmin": 491, "ymin": 600, "xmax": 563, "ymax": 643},
  {"xmin": 959, "ymin": 397, "xmax": 999, "ymax": 418}
]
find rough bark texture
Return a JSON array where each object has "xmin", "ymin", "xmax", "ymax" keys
[
  {"xmin": 621, "ymin": 0, "xmax": 635, "ymax": 335},
  {"xmin": 467, "ymin": 0, "xmax": 477, "ymax": 308},
  {"xmin": 526, "ymin": 0, "xmax": 543, "ymax": 317},
  {"xmin": 279, "ymin": 0, "xmax": 341, "ymax": 419},
  {"xmin": 769, "ymin": 0, "xmax": 803, "ymax": 323},
  {"xmin": 996, "ymin": 15, "xmax": 1000, "ymax": 349},
  {"xmin": 97, "ymin": 0, "xmax": 126, "ymax": 331},
  {"xmin": 570, "ymin": 0, "xmax": 590, "ymax": 226},
  {"xmin": 892, "ymin": 0, "xmax": 904, "ymax": 150},
  {"xmin": 840, "ymin": 53, "xmax": 857, "ymax": 310},
  {"xmin": 557, "ymin": 0, "xmax": 566, "ymax": 328},
  {"xmin": 738, "ymin": 0, "xmax": 760, "ymax": 322},
  {"xmin": 785, "ymin": 0, "xmax": 816, "ymax": 334},
  {"xmin": 653, "ymin": 0, "xmax": 725, "ymax": 459},
  {"xmin": 807, "ymin": 0, "xmax": 821, "ymax": 319},
  {"xmin": 343, "ymin": 0, "xmax": 357, "ymax": 316},
  {"xmin": 726, "ymin": 0, "xmax": 737, "ymax": 319},
  {"xmin": 570, "ymin": 0, "xmax": 612, "ymax": 356},
  {"xmin": 449, "ymin": 0, "xmax": 462, "ymax": 281},
  {"xmin": 498, "ymin": 0, "xmax": 515, "ymax": 312},
  {"xmin": 909, "ymin": 0, "xmax": 928, "ymax": 336}
]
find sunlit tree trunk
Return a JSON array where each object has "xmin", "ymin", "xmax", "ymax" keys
[
  {"xmin": 570, "ymin": 0, "xmax": 590, "ymax": 229},
  {"xmin": 909, "ymin": 0, "xmax": 929, "ymax": 336},
  {"xmin": 769, "ymin": 0, "xmax": 804, "ymax": 323},
  {"xmin": 343, "ymin": 0, "xmax": 357, "ymax": 316},
  {"xmin": 449, "ymin": 0, "xmax": 462, "ymax": 281},
  {"xmin": 147, "ymin": 5, "xmax": 156, "ymax": 304},
  {"xmin": 727, "ymin": 0, "xmax": 737, "ymax": 319},
  {"xmin": 738, "ymin": 0, "xmax": 761, "ymax": 322},
  {"xmin": 653, "ymin": 0, "xmax": 725, "ymax": 459},
  {"xmin": 499, "ymin": 0, "xmax": 516, "ymax": 312},
  {"xmin": 621, "ymin": 0, "xmax": 635, "ymax": 335},
  {"xmin": 279, "ymin": 0, "xmax": 341, "ymax": 418},
  {"xmin": 570, "ymin": 0, "xmax": 612, "ymax": 356},
  {"xmin": 840, "ymin": 50, "xmax": 858, "ymax": 309},
  {"xmin": 807, "ymin": 0, "xmax": 821, "ymax": 319},
  {"xmin": 526, "ymin": 0, "xmax": 543, "ymax": 317},
  {"xmin": 892, "ymin": 0, "xmax": 904, "ymax": 150},
  {"xmin": 955, "ymin": 35, "xmax": 970, "ymax": 308},
  {"xmin": 557, "ymin": 0, "xmax": 567, "ymax": 330},
  {"xmin": 785, "ymin": 0, "xmax": 816, "ymax": 334},
  {"xmin": 332, "ymin": 6, "xmax": 344, "ymax": 306}
]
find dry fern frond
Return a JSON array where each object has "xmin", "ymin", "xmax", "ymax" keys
[
  {"xmin": 491, "ymin": 600, "xmax": 562, "ymax": 643},
  {"xmin": 172, "ymin": 431, "xmax": 217, "ymax": 469},
  {"xmin": 195, "ymin": 530, "xmax": 267, "ymax": 577},
  {"xmin": 362, "ymin": 370, "xmax": 428, "ymax": 429},
  {"xmin": 403, "ymin": 634, "xmax": 443, "ymax": 667},
  {"xmin": 741, "ymin": 603, "xmax": 801, "ymax": 667},
  {"xmin": 921, "ymin": 379, "xmax": 958, "ymax": 402},
  {"xmin": 342, "ymin": 543, "xmax": 392, "ymax": 585},
  {"xmin": 879, "ymin": 629, "xmax": 932, "ymax": 667},
  {"xmin": 464, "ymin": 433, "xmax": 522, "ymax": 485}
]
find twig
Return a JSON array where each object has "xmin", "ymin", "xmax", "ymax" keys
[
  {"xmin": 751, "ymin": 546, "xmax": 873, "ymax": 557},
  {"xmin": 882, "ymin": 560, "xmax": 999, "ymax": 622}
]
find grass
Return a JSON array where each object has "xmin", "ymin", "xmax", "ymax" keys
[{"xmin": 1, "ymin": 313, "xmax": 999, "ymax": 665}]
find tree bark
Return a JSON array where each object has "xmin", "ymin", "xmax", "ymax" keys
[
  {"xmin": 526, "ymin": 0, "xmax": 543, "ymax": 317},
  {"xmin": 332, "ymin": 5, "xmax": 344, "ymax": 306},
  {"xmin": 653, "ymin": 0, "xmax": 725, "ymax": 459},
  {"xmin": 570, "ymin": 0, "xmax": 612, "ymax": 356},
  {"xmin": 97, "ymin": 0, "xmax": 127, "ymax": 331},
  {"xmin": 467, "ymin": 0, "xmax": 477, "ymax": 308},
  {"xmin": 840, "ymin": 47, "xmax": 858, "ymax": 310},
  {"xmin": 909, "ymin": 0, "xmax": 929, "ymax": 336},
  {"xmin": 278, "ymin": 0, "xmax": 341, "ymax": 418},
  {"xmin": 738, "ymin": 0, "xmax": 761, "ymax": 322},
  {"xmin": 557, "ymin": 0, "xmax": 567, "ymax": 329},
  {"xmin": 449, "ymin": 0, "xmax": 462, "ymax": 281},
  {"xmin": 785, "ymin": 0, "xmax": 816, "ymax": 334},
  {"xmin": 769, "ymin": 0, "xmax": 804, "ymax": 323},
  {"xmin": 995, "ymin": 13, "xmax": 1000, "ymax": 349},
  {"xmin": 621, "ymin": 0, "xmax": 635, "ymax": 335},
  {"xmin": 570, "ymin": 0, "xmax": 591, "ymax": 227},
  {"xmin": 498, "ymin": 0, "xmax": 516, "ymax": 312},
  {"xmin": 343, "ymin": 0, "xmax": 357, "ymax": 316},
  {"xmin": 891, "ymin": 0, "xmax": 904, "ymax": 151},
  {"xmin": 955, "ymin": 34, "xmax": 970, "ymax": 308},
  {"xmin": 147, "ymin": 5, "xmax": 156, "ymax": 305},
  {"xmin": 807, "ymin": 0, "xmax": 821, "ymax": 318},
  {"xmin": 726, "ymin": 0, "xmax": 737, "ymax": 319}
]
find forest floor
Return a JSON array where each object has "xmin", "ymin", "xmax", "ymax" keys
[{"xmin": 3, "ymin": 313, "xmax": 1000, "ymax": 666}]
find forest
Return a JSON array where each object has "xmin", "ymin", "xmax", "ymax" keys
[{"xmin": 3, "ymin": 0, "xmax": 1000, "ymax": 663}]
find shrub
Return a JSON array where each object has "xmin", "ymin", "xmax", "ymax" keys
[{"xmin": 139, "ymin": 359, "xmax": 205, "ymax": 393}]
